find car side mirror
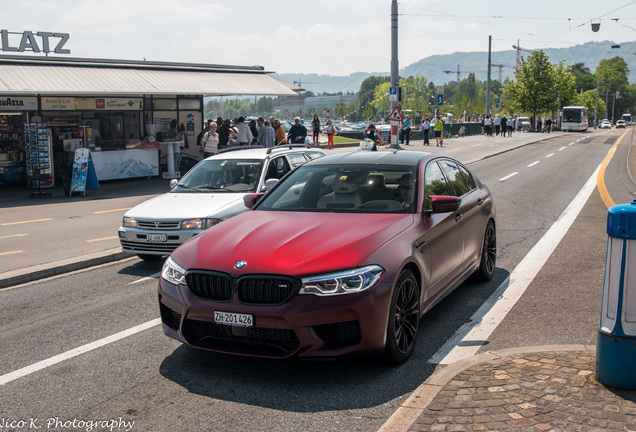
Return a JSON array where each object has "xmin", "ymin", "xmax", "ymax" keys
[
  {"xmin": 243, "ymin": 193, "xmax": 266, "ymax": 209},
  {"xmin": 426, "ymin": 195, "xmax": 461, "ymax": 215},
  {"xmin": 169, "ymin": 179, "xmax": 178, "ymax": 189},
  {"xmin": 262, "ymin": 178, "xmax": 278, "ymax": 192}
]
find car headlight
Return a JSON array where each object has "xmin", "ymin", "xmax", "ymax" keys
[
  {"xmin": 181, "ymin": 218, "xmax": 222, "ymax": 230},
  {"xmin": 122, "ymin": 216, "xmax": 137, "ymax": 228},
  {"xmin": 161, "ymin": 256, "xmax": 186, "ymax": 285},
  {"xmin": 299, "ymin": 265, "xmax": 384, "ymax": 296}
]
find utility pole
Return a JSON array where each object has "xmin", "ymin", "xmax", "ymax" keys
[
  {"xmin": 486, "ymin": 36, "xmax": 492, "ymax": 119},
  {"xmin": 389, "ymin": 0, "xmax": 401, "ymax": 149},
  {"xmin": 595, "ymin": 75, "xmax": 598, "ymax": 128}
]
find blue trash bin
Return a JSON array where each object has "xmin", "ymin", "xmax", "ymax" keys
[{"xmin": 595, "ymin": 199, "xmax": 636, "ymax": 389}]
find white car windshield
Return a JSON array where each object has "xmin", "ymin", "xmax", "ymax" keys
[
  {"xmin": 256, "ymin": 164, "xmax": 417, "ymax": 213},
  {"xmin": 174, "ymin": 159, "xmax": 264, "ymax": 193}
]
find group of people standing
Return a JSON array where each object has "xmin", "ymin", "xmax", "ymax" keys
[
  {"xmin": 421, "ymin": 115, "xmax": 446, "ymax": 146},
  {"xmin": 199, "ymin": 115, "xmax": 297, "ymax": 158},
  {"xmin": 482, "ymin": 114, "xmax": 516, "ymax": 137},
  {"xmin": 310, "ymin": 115, "xmax": 337, "ymax": 149}
]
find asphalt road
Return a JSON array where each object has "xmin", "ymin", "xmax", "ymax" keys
[{"xmin": 0, "ymin": 128, "xmax": 634, "ymax": 431}]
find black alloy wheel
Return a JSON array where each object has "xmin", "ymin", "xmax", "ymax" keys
[
  {"xmin": 383, "ymin": 269, "xmax": 420, "ymax": 364},
  {"xmin": 473, "ymin": 220, "xmax": 496, "ymax": 281}
]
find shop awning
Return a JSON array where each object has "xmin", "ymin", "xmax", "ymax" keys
[{"xmin": 0, "ymin": 56, "xmax": 300, "ymax": 96}]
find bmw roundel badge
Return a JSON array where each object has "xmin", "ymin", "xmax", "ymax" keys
[{"xmin": 234, "ymin": 261, "xmax": 247, "ymax": 269}]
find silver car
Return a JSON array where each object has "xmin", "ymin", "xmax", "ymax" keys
[{"xmin": 118, "ymin": 145, "xmax": 325, "ymax": 260}]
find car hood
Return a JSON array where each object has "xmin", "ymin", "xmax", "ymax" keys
[
  {"xmin": 173, "ymin": 210, "xmax": 414, "ymax": 276},
  {"xmin": 125, "ymin": 192, "xmax": 244, "ymax": 219}
]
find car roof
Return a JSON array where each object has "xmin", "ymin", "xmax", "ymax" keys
[
  {"xmin": 303, "ymin": 150, "xmax": 435, "ymax": 167},
  {"xmin": 206, "ymin": 145, "xmax": 323, "ymax": 160}
]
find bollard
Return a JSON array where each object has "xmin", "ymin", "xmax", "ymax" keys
[{"xmin": 595, "ymin": 199, "xmax": 636, "ymax": 389}]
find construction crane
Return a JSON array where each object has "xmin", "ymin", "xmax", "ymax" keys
[
  {"xmin": 443, "ymin": 65, "xmax": 485, "ymax": 86},
  {"xmin": 512, "ymin": 39, "xmax": 534, "ymax": 68},
  {"xmin": 292, "ymin": 78, "xmax": 318, "ymax": 91},
  {"xmin": 491, "ymin": 63, "xmax": 513, "ymax": 82}
]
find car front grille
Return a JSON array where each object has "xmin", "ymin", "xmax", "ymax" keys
[
  {"xmin": 186, "ymin": 272, "xmax": 233, "ymax": 302},
  {"xmin": 185, "ymin": 271, "xmax": 300, "ymax": 305},
  {"xmin": 137, "ymin": 220, "xmax": 180, "ymax": 230},
  {"xmin": 182, "ymin": 317, "xmax": 300, "ymax": 357},
  {"xmin": 312, "ymin": 321, "xmax": 362, "ymax": 348},
  {"xmin": 120, "ymin": 240, "xmax": 179, "ymax": 254}
]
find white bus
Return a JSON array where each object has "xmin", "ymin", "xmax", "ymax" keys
[
  {"xmin": 561, "ymin": 106, "xmax": 588, "ymax": 132},
  {"xmin": 621, "ymin": 113, "xmax": 632, "ymax": 126}
]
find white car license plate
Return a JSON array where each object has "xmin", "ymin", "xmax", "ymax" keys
[
  {"xmin": 147, "ymin": 233, "xmax": 167, "ymax": 242},
  {"xmin": 214, "ymin": 311, "xmax": 253, "ymax": 327}
]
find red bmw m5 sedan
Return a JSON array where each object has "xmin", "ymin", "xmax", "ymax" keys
[{"xmin": 159, "ymin": 150, "xmax": 496, "ymax": 364}]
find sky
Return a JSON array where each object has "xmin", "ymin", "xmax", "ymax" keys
[{"xmin": 3, "ymin": 0, "xmax": 636, "ymax": 77}]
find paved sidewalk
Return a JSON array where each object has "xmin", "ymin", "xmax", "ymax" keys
[{"xmin": 380, "ymin": 346, "xmax": 636, "ymax": 432}]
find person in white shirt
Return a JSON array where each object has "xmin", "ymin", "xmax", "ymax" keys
[{"xmin": 235, "ymin": 116, "xmax": 253, "ymax": 146}]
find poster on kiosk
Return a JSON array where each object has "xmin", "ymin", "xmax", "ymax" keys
[{"xmin": 70, "ymin": 148, "xmax": 101, "ymax": 196}]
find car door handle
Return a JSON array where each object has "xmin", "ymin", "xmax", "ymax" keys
[
  {"xmin": 455, "ymin": 213, "xmax": 463, "ymax": 222},
  {"xmin": 477, "ymin": 198, "xmax": 484, "ymax": 206}
]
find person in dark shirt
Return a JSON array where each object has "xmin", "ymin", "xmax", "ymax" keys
[
  {"xmin": 288, "ymin": 117, "xmax": 307, "ymax": 144},
  {"xmin": 217, "ymin": 119, "xmax": 231, "ymax": 148}
]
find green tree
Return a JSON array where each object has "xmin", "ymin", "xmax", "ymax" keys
[
  {"xmin": 575, "ymin": 89, "xmax": 606, "ymax": 121},
  {"xmin": 504, "ymin": 51, "xmax": 556, "ymax": 123},
  {"xmin": 596, "ymin": 57, "xmax": 631, "ymax": 120},
  {"xmin": 569, "ymin": 62, "xmax": 596, "ymax": 93},
  {"xmin": 551, "ymin": 61, "xmax": 577, "ymax": 114}
]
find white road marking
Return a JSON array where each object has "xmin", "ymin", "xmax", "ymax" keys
[
  {"xmin": 429, "ymin": 161, "xmax": 602, "ymax": 365},
  {"xmin": 499, "ymin": 172, "xmax": 518, "ymax": 182},
  {"xmin": 527, "ymin": 161, "xmax": 540, "ymax": 167},
  {"xmin": 546, "ymin": 153, "xmax": 555, "ymax": 158},
  {"xmin": 559, "ymin": 146, "xmax": 566, "ymax": 151},
  {"xmin": 129, "ymin": 272, "xmax": 161, "ymax": 284},
  {"xmin": 0, "ymin": 319, "xmax": 161, "ymax": 386}
]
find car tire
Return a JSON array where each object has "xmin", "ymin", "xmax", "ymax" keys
[
  {"xmin": 137, "ymin": 254, "xmax": 163, "ymax": 262},
  {"xmin": 383, "ymin": 269, "xmax": 420, "ymax": 365},
  {"xmin": 473, "ymin": 220, "xmax": 496, "ymax": 282}
]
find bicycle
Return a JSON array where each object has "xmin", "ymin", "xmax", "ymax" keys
[{"xmin": 443, "ymin": 130, "xmax": 452, "ymax": 139}]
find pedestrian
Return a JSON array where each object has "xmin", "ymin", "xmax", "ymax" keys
[
  {"xmin": 501, "ymin": 115, "xmax": 508, "ymax": 137},
  {"xmin": 508, "ymin": 117, "xmax": 515, "ymax": 136},
  {"xmin": 422, "ymin": 116, "xmax": 430, "ymax": 145},
  {"xmin": 325, "ymin": 119, "xmax": 336, "ymax": 150},
  {"xmin": 400, "ymin": 115, "xmax": 412, "ymax": 145},
  {"xmin": 217, "ymin": 118, "xmax": 231, "ymax": 148},
  {"xmin": 537, "ymin": 117, "xmax": 543, "ymax": 133},
  {"xmin": 273, "ymin": 119, "xmax": 287, "ymax": 145},
  {"xmin": 484, "ymin": 115, "xmax": 492, "ymax": 136},
  {"xmin": 227, "ymin": 127, "xmax": 239, "ymax": 147},
  {"xmin": 235, "ymin": 116, "xmax": 253, "ymax": 146},
  {"xmin": 288, "ymin": 117, "xmax": 307, "ymax": 144},
  {"xmin": 363, "ymin": 123, "xmax": 383, "ymax": 151},
  {"xmin": 257, "ymin": 120, "xmax": 276, "ymax": 148},
  {"xmin": 200, "ymin": 120, "xmax": 219, "ymax": 158},
  {"xmin": 249, "ymin": 120, "xmax": 259, "ymax": 144},
  {"xmin": 494, "ymin": 114, "xmax": 501, "ymax": 136},
  {"xmin": 311, "ymin": 114, "xmax": 320, "ymax": 146},
  {"xmin": 545, "ymin": 118, "xmax": 552, "ymax": 133},
  {"xmin": 434, "ymin": 116, "xmax": 444, "ymax": 146}
]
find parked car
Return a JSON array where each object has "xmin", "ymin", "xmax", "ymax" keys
[
  {"xmin": 119, "ymin": 145, "xmax": 325, "ymax": 261},
  {"xmin": 159, "ymin": 150, "xmax": 497, "ymax": 364},
  {"xmin": 600, "ymin": 120, "xmax": 612, "ymax": 129},
  {"xmin": 616, "ymin": 120, "xmax": 626, "ymax": 129},
  {"xmin": 517, "ymin": 116, "xmax": 531, "ymax": 132}
]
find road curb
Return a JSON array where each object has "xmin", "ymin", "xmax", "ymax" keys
[
  {"xmin": 377, "ymin": 344, "xmax": 596, "ymax": 432},
  {"xmin": 0, "ymin": 249, "xmax": 134, "ymax": 289}
]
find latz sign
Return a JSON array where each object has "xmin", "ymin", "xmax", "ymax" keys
[
  {"xmin": 1, "ymin": 30, "xmax": 70, "ymax": 54},
  {"xmin": 388, "ymin": 106, "xmax": 404, "ymax": 122}
]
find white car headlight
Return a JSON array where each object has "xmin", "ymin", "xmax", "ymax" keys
[
  {"xmin": 299, "ymin": 265, "xmax": 384, "ymax": 296},
  {"xmin": 181, "ymin": 218, "xmax": 222, "ymax": 230},
  {"xmin": 122, "ymin": 216, "xmax": 137, "ymax": 228},
  {"xmin": 161, "ymin": 257, "xmax": 186, "ymax": 285}
]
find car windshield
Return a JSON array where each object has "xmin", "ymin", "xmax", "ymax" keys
[
  {"xmin": 257, "ymin": 164, "xmax": 417, "ymax": 213},
  {"xmin": 173, "ymin": 158, "xmax": 264, "ymax": 193}
]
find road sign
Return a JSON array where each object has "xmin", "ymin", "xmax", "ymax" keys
[
  {"xmin": 388, "ymin": 106, "xmax": 404, "ymax": 121},
  {"xmin": 437, "ymin": 94, "xmax": 444, "ymax": 106},
  {"xmin": 389, "ymin": 86, "xmax": 398, "ymax": 102},
  {"xmin": 436, "ymin": 86, "xmax": 444, "ymax": 95}
]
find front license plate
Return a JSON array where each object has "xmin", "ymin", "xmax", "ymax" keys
[
  {"xmin": 214, "ymin": 311, "xmax": 253, "ymax": 327},
  {"xmin": 147, "ymin": 233, "xmax": 167, "ymax": 242}
]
